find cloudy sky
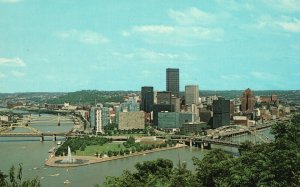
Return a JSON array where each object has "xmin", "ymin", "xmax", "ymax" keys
[{"xmin": 0, "ymin": 0, "xmax": 299, "ymax": 92}]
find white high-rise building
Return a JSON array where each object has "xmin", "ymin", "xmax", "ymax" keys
[
  {"xmin": 185, "ymin": 85, "xmax": 199, "ymax": 106},
  {"xmin": 95, "ymin": 104, "xmax": 104, "ymax": 133}
]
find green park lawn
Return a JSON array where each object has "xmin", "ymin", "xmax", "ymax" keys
[{"xmin": 75, "ymin": 142, "xmax": 125, "ymax": 156}]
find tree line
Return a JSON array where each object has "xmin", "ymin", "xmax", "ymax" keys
[
  {"xmin": 55, "ymin": 136, "xmax": 111, "ymax": 156},
  {"xmin": 0, "ymin": 164, "xmax": 40, "ymax": 187}
]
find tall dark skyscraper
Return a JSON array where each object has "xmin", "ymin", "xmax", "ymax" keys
[
  {"xmin": 166, "ymin": 68, "xmax": 179, "ymax": 97},
  {"xmin": 141, "ymin": 86, "xmax": 154, "ymax": 113},
  {"xmin": 212, "ymin": 97, "xmax": 230, "ymax": 129}
]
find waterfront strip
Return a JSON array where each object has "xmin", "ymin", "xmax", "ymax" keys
[{"xmin": 45, "ymin": 144, "xmax": 187, "ymax": 167}]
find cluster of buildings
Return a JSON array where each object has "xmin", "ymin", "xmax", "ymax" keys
[
  {"xmin": 89, "ymin": 94, "xmax": 144, "ymax": 133},
  {"xmin": 87, "ymin": 68, "xmax": 226, "ymax": 134},
  {"xmin": 85, "ymin": 68, "xmax": 294, "ymax": 134}
]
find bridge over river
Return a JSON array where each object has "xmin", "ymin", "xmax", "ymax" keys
[
  {"xmin": 0, "ymin": 125, "xmax": 74, "ymax": 141},
  {"xmin": 164, "ymin": 124, "xmax": 273, "ymax": 148},
  {"xmin": 0, "ymin": 114, "xmax": 76, "ymax": 141}
]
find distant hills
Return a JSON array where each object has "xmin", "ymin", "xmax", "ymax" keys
[{"xmin": 1, "ymin": 90, "xmax": 299, "ymax": 106}]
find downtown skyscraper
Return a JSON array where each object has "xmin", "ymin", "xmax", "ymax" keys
[
  {"xmin": 166, "ymin": 68, "xmax": 179, "ymax": 97},
  {"xmin": 242, "ymin": 88, "xmax": 255, "ymax": 113},
  {"xmin": 141, "ymin": 86, "xmax": 154, "ymax": 113},
  {"xmin": 185, "ymin": 85, "xmax": 199, "ymax": 105}
]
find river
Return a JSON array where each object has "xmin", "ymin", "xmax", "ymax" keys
[
  {"xmin": 0, "ymin": 114, "xmax": 273, "ymax": 187},
  {"xmin": 0, "ymin": 114, "xmax": 209, "ymax": 186}
]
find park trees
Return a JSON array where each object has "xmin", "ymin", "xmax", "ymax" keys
[{"xmin": 104, "ymin": 159, "xmax": 173, "ymax": 187}]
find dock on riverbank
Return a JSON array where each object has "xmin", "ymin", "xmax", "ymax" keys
[{"xmin": 45, "ymin": 144, "xmax": 187, "ymax": 167}]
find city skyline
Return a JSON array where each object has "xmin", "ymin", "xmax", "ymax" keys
[{"xmin": 1, "ymin": 0, "xmax": 300, "ymax": 92}]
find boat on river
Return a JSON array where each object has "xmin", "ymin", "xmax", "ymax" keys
[{"xmin": 64, "ymin": 180, "xmax": 71, "ymax": 184}]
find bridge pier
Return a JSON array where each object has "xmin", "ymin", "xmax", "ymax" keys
[
  {"xmin": 189, "ymin": 139, "xmax": 192, "ymax": 147},
  {"xmin": 52, "ymin": 134, "xmax": 56, "ymax": 141},
  {"xmin": 40, "ymin": 136, "xmax": 44, "ymax": 142},
  {"xmin": 203, "ymin": 142, "xmax": 211, "ymax": 149}
]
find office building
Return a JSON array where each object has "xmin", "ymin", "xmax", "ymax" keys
[
  {"xmin": 199, "ymin": 111, "xmax": 213, "ymax": 123},
  {"xmin": 187, "ymin": 104, "xmax": 200, "ymax": 122},
  {"xmin": 121, "ymin": 97, "xmax": 140, "ymax": 112},
  {"xmin": 212, "ymin": 97, "xmax": 230, "ymax": 129},
  {"xmin": 166, "ymin": 68, "xmax": 179, "ymax": 97},
  {"xmin": 102, "ymin": 107, "xmax": 110, "ymax": 127},
  {"xmin": 242, "ymin": 88, "xmax": 255, "ymax": 112},
  {"xmin": 118, "ymin": 111, "xmax": 145, "ymax": 130},
  {"xmin": 158, "ymin": 112, "xmax": 179, "ymax": 129},
  {"xmin": 141, "ymin": 86, "xmax": 154, "ymax": 113},
  {"xmin": 153, "ymin": 104, "xmax": 175, "ymax": 126},
  {"xmin": 90, "ymin": 107, "xmax": 96, "ymax": 129},
  {"xmin": 185, "ymin": 85, "xmax": 199, "ymax": 106},
  {"xmin": 171, "ymin": 97, "xmax": 181, "ymax": 112},
  {"xmin": 95, "ymin": 108, "xmax": 103, "ymax": 133},
  {"xmin": 114, "ymin": 106, "xmax": 121, "ymax": 125},
  {"xmin": 158, "ymin": 112, "xmax": 193, "ymax": 129},
  {"xmin": 94, "ymin": 104, "xmax": 104, "ymax": 133},
  {"xmin": 157, "ymin": 91, "xmax": 172, "ymax": 104},
  {"xmin": 230, "ymin": 100, "xmax": 235, "ymax": 116},
  {"xmin": 153, "ymin": 91, "xmax": 158, "ymax": 104},
  {"xmin": 90, "ymin": 104, "xmax": 110, "ymax": 133}
]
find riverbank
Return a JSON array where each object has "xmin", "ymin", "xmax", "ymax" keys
[{"xmin": 45, "ymin": 143, "xmax": 187, "ymax": 167}]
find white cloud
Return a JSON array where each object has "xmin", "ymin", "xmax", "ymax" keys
[
  {"xmin": 121, "ymin": 31, "xmax": 131, "ymax": 37},
  {"xmin": 111, "ymin": 48, "xmax": 194, "ymax": 62},
  {"xmin": 0, "ymin": 57, "xmax": 25, "ymax": 67},
  {"xmin": 249, "ymin": 15, "xmax": 300, "ymax": 34},
  {"xmin": 128, "ymin": 25, "xmax": 223, "ymax": 45},
  {"xmin": 168, "ymin": 7, "xmax": 215, "ymax": 25},
  {"xmin": 137, "ymin": 49, "xmax": 179, "ymax": 61},
  {"xmin": 111, "ymin": 52, "xmax": 134, "ymax": 59},
  {"xmin": 123, "ymin": 7, "xmax": 224, "ymax": 45},
  {"xmin": 251, "ymin": 15, "xmax": 281, "ymax": 30},
  {"xmin": 277, "ymin": 18, "xmax": 300, "ymax": 33},
  {"xmin": 220, "ymin": 74, "xmax": 248, "ymax": 80},
  {"xmin": 132, "ymin": 25, "xmax": 174, "ymax": 34},
  {"xmin": 0, "ymin": 0, "xmax": 21, "ymax": 3},
  {"xmin": 263, "ymin": 0, "xmax": 300, "ymax": 12},
  {"xmin": 11, "ymin": 70, "xmax": 25, "ymax": 77},
  {"xmin": 250, "ymin": 71, "xmax": 278, "ymax": 80},
  {"xmin": 0, "ymin": 73, "xmax": 5, "ymax": 79},
  {"xmin": 57, "ymin": 29, "xmax": 109, "ymax": 44}
]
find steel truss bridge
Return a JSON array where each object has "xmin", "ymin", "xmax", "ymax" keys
[{"xmin": 166, "ymin": 124, "xmax": 273, "ymax": 148}]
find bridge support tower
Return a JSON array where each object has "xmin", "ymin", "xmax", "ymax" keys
[
  {"xmin": 203, "ymin": 142, "xmax": 211, "ymax": 149},
  {"xmin": 52, "ymin": 134, "xmax": 57, "ymax": 141},
  {"xmin": 40, "ymin": 136, "xmax": 44, "ymax": 142},
  {"xmin": 58, "ymin": 113, "xmax": 60, "ymax": 126},
  {"xmin": 200, "ymin": 142, "xmax": 204, "ymax": 149}
]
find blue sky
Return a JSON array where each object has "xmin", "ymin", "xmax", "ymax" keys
[{"xmin": 0, "ymin": 0, "xmax": 299, "ymax": 92}]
